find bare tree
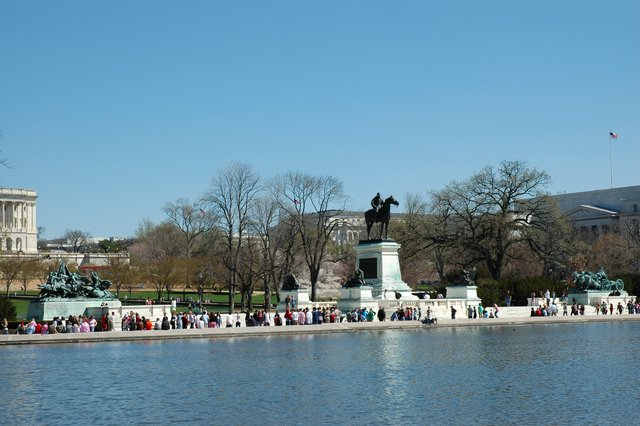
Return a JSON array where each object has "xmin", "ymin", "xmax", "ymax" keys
[
  {"xmin": 0, "ymin": 141, "xmax": 11, "ymax": 168},
  {"xmin": 162, "ymin": 198, "xmax": 218, "ymax": 299},
  {"xmin": 143, "ymin": 256, "xmax": 181, "ymax": 300},
  {"xmin": 622, "ymin": 216, "xmax": 640, "ymax": 272},
  {"xmin": 192, "ymin": 256, "xmax": 215, "ymax": 302},
  {"xmin": 525, "ymin": 203, "xmax": 578, "ymax": 279},
  {"xmin": 236, "ymin": 237, "xmax": 262, "ymax": 311},
  {"xmin": 0, "ymin": 257, "xmax": 22, "ymax": 296},
  {"xmin": 17, "ymin": 258, "xmax": 46, "ymax": 295},
  {"xmin": 162, "ymin": 199, "xmax": 217, "ymax": 258},
  {"xmin": 131, "ymin": 220, "xmax": 184, "ymax": 300},
  {"xmin": 134, "ymin": 220, "xmax": 183, "ymax": 260},
  {"xmin": 273, "ymin": 171, "xmax": 346, "ymax": 301},
  {"xmin": 203, "ymin": 163, "xmax": 261, "ymax": 313},
  {"xmin": 121, "ymin": 272, "xmax": 142, "ymax": 301},
  {"xmin": 396, "ymin": 192, "xmax": 462, "ymax": 282},
  {"xmin": 586, "ymin": 233, "xmax": 636, "ymax": 275},
  {"xmin": 430, "ymin": 160, "xmax": 555, "ymax": 280},
  {"xmin": 249, "ymin": 193, "xmax": 300, "ymax": 310},
  {"xmin": 101, "ymin": 257, "xmax": 137, "ymax": 298},
  {"xmin": 63, "ymin": 229, "xmax": 91, "ymax": 253}
]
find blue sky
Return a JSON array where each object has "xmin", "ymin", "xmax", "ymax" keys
[{"xmin": 1, "ymin": 1, "xmax": 638, "ymax": 239}]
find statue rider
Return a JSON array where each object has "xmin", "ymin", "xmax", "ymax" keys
[{"xmin": 371, "ymin": 192, "xmax": 383, "ymax": 212}]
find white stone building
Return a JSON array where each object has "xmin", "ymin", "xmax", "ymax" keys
[
  {"xmin": 550, "ymin": 185, "xmax": 640, "ymax": 240},
  {"xmin": 0, "ymin": 188, "xmax": 38, "ymax": 254}
]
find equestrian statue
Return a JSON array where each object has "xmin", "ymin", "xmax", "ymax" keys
[{"xmin": 365, "ymin": 194, "xmax": 399, "ymax": 240}]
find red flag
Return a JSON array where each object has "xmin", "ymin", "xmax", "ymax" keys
[
  {"xmin": 293, "ymin": 199, "xmax": 301, "ymax": 205},
  {"xmin": 199, "ymin": 208, "xmax": 206, "ymax": 217},
  {"xmin": 610, "ymin": 132, "xmax": 618, "ymax": 139}
]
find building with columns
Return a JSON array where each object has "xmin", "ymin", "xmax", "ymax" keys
[{"xmin": 0, "ymin": 188, "xmax": 38, "ymax": 254}]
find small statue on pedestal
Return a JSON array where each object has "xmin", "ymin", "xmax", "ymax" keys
[{"xmin": 344, "ymin": 268, "xmax": 366, "ymax": 288}]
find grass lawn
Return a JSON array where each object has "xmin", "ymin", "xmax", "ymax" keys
[{"xmin": 11, "ymin": 298, "xmax": 30, "ymax": 320}]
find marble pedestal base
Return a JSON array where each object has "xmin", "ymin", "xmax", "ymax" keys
[
  {"xmin": 27, "ymin": 299, "xmax": 122, "ymax": 322},
  {"xmin": 567, "ymin": 291, "xmax": 631, "ymax": 307},
  {"xmin": 355, "ymin": 240, "xmax": 418, "ymax": 301},
  {"xmin": 337, "ymin": 286, "xmax": 379, "ymax": 312},
  {"xmin": 277, "ymin": 288, "xmax": 312, "ymax": 312},
  {"xmin": 444, "ymin": 285, "xmax": 482, "ymax": 312}
]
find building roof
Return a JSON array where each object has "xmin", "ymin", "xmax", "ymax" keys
[
  {"xmin": 550, "ymin": 185, "xmax": 640, "ymax": 214},
  {"xmin": 576, "ymin": 205, "xmax": 618, "ymax": 215}
]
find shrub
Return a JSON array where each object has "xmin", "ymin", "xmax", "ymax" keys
[
  {"xmin": 0, "ymin": 297, "xmax": 17, "ymax": 320},
  {"xmin": 476, "ymin": 277, "xmax": 564, "ymax": 306},
  {"xmin": 616, "ymin": 273, "xmax": 640, "ymax": 297}
]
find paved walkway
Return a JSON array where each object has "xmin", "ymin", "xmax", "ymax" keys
[{"xmin": 2, "ymin": 314, "xmax": 639, "ymax": 346}]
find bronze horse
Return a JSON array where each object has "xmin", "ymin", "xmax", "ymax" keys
[{"xmin": 365, "ymin": 196, "xmax": 399, "ymax": 239}]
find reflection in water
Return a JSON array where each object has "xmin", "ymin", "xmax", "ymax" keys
[{"xmin": 0, "ymin": 322, "xmax": 637, "ymax": 425}]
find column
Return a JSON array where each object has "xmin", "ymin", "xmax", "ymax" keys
[
  {"xmin": 19, "ymin": 202, "xmax": 23, "ymax": 230},
  {"xmin": 28, "ymin": 203, "xmax": 33, "ymax": 231}
]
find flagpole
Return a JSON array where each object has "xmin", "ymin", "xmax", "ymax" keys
[{"xmin": 609, "ymin": 132, "xmax": 613, "ymax": 189}]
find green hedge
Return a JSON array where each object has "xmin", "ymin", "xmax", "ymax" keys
[
  {"xmin": 477, "ymin": 277, "xmax": 565, "ymax": 306},
  {"xmin": 0, "ymin": 296, "xmax": 17, "ymax": 320}
]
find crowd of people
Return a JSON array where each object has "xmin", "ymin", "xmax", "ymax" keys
[
  {"xmin": 3, "ymin": 305, "xmax": 433, "ymax": 335},
  {"xmin": 12, "ymin": 313, "xmax": 115, "ymax": 334},
  {"xmin": 122, "ymin": 310, "xmax": 239, "ymax": 330},
  {"xmin": 531, "ymin": 303, "xmax": 564, "ymax": 317},
  {"xmin": 8, "ymin": 296, "xmax": 640, "ymax": 335},
  {"xmin": 115, "ymin": 305, "xmax": 430, "ymax": 331},
  {"xmin": 527, "ymin": 298, "xmax": 640, "ymax": 317},
  {"xmin": 594, "ymin": 300, "xmax": 640, "ymax": 315},
  {"xmin": 458, "ymin": 303, "xmax": 502, "ymax": 320}
]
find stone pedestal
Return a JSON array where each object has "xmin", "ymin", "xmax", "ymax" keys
[
  {"xmin": 445, "ymin": 285, "xmax": 482, "ymax": 313},
  {"xmin": 355, "ymin": 240, "xmax": 417, "ymax": 301},
  {"xmin": 27, "ymin": 299, "xmax": 122, "ymax": 322},
  {"xmin": 567, "ymin": 290, "xmax": 631, "ymax": 306},
  {"xmin": 446, "ymin": 285, "xmax": 480, "ymax": 300},
  {"xmin": 277, "ymin": 287, "xmax": 312, "ymax": 312},
  {"xmin": 337, "ymin": 286, "xmax": 379, "ymax": 312}
]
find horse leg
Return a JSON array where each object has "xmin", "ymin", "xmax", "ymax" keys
[{"xmin": 366, "ymin": 222, "xmax": 372, "ymax": 240}]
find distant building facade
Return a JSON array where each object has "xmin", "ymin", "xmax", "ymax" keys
[
  {"xmin": 550, "ymin": 185, "xmax": 640, "ymax": 241},
  {"xmin": 331, "ymin": 211, "xmax": 366, "ymax": 244},
  {"xmin": 0, "ymin": 188, "xmax": 38, "ymax": 254}
]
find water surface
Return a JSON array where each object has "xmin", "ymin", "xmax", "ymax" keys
[{"xmin": 1, "ymin": 322, "xmax": 635, "ymax": 425}]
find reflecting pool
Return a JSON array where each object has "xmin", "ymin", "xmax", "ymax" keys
[{"xmin": 1, "ymin": 321, "xmax": 635, "ymax": 425}]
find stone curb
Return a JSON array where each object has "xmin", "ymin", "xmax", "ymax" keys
[{"xmin": 2, "ymin": 314, "xmax": 639, "ymax": 346}]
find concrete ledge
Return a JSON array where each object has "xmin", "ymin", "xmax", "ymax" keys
[{"xmin": 2, "ymin": 314, "xmax": 640, "ymax": 346}]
